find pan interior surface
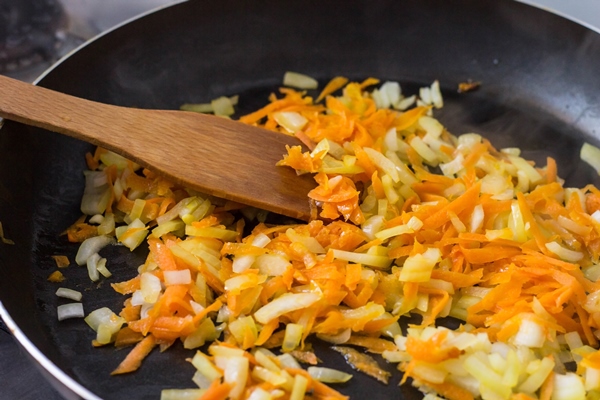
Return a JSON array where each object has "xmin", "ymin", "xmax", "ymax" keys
[{"xmin": 1, "ymin": 0, "xmax": 600, "ymax": 398}]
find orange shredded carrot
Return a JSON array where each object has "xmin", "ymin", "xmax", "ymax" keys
[
  {"xmin": 111, "ymin": 334, "xmax": 157, "ymax": 375},
  {"xmin": 199, "ymin": 379, "xmax": 231, "ymax": 400}
]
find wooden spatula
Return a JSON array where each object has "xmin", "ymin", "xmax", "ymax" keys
[{"xmin": 0, "ymin": 74, "xmax": 316, "ymax": 221}]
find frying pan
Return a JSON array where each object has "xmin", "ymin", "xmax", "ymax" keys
[{"xmin": 2, "ymin": 0, "xmax": 600, "ymax": 398}]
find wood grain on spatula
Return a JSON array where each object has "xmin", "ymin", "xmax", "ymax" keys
[{"xmin": 0, "ymin": 74, "xmax": 315, "ymax": 221}]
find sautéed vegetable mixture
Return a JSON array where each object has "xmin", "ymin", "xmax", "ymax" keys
[{"xmin": 60, "ymin": 74, "xmax": 600, "ymax": 400}]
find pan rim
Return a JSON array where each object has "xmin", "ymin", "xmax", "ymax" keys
[
  {"xmin": 517, "ymin": 0, "xmax": 600, "ymax": 33},
  {"xmin": 0, "ymin": 301, "xmax": 101, "ymax": 400},
  {"xmin": 2, "ymin": 0, "xmax": 598, "ymax": 399},
  {"xmin": 1, "ymin": 2, "xmax": 189, "ymax": 398}
]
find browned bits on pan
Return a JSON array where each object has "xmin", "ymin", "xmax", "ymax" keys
[
  {"xmin": 47, "ymin": 270, "xmax": 65, "ymax": 282},
  {"xmin": 458, "ymin": 80, "xmax": 481, "ymax": 93},
  {"xmin": 52, "ymin": 255, "xmax": 70, "ymax": 268},
  {"xmin": 332, "ymin": 345, "xmax": 391, "ymax": 384}
]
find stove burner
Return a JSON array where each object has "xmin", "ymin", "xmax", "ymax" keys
[{"xmin": 0, "ymin": 0, "xmax": 68, "ymax": 75}]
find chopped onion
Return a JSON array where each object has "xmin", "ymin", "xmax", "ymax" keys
[
  {"xmin": 55, "ymin": 287, "xmax": 82, "ymax": 301},
  {"xmin": 86, "ymin": 253, "xmax": 101, "ymax": 282},
  {"xmin": 317, "ymin": 328, "xmax": 351, "ymax": 344},
  {"xmin": 282, "ymin": 323, "xmax": 303, "ymax": 352},
  {"xmin": 254, "ymin": 292, "xmax": 321, "ymax": 324},
  {"xmin": 75, "ymin": 235, "xmax": 114, "ymax": 265},
  {"xmin": 57, "ymin": 303, "xmax": 84, "ymax": 321},
  {"xmin": 251, "ymin": 233, "xmax": 271, "ymax": 248},
  {"xmin": 283, "ymin": 71, "xmax": 318, "ymax": 89},
  {"xmin": 545, "ymin": 241, "xmax": 584, "ymax": 262},
  {"xmin": 211, "ymin": 96, "xmax": 235, "ymax": 117},
  {"xmin": 581, "ymin": 142, "xmax": 600, "ymax": 175},
  {"xmin": 232, "ymin": 254, "xmax": 256, "ymax": 273},
  {"xmin": 95, "ymin": 257, "xmax": 111, "ymax": 278},
  {"xmin": 164, "ymin": 269, "xmax": 192, "ymax": 286},
  {"xmin": 80, "ymin": 170, "xmax": 111, "ymax": 215},
  {"xmin": 160, "ymin": 389, "xmax": 206, "ymax": 400},
  {"xmin": 273, "ymin": 111, "xmax": 308, "ymax": 133},
  {"xmin": 141, "ymin": 272, "xmax": 162, "ymax": 303},
  {"xmin": 308, "ymin": 367, "xmax": 352, "ymax": 383}
]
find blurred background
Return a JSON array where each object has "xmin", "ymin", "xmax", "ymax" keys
[{"xmin": 0, "ymin": 0, "xmax": 598, "ymax": 398}]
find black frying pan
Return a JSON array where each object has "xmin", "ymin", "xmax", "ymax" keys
[{"xmin": 2, "ymin": 0, "xmax": 600, "ymax": 398}]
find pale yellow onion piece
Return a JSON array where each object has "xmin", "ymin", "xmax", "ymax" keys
[
  {"xmin": 55, "ymin": 287, "xmax": 83, "ymax": 301},
  {"xmin": 232, "ymin": 254, "xmax": 256, "ymax": 274},
  {"xmin": 399, "ymin": 248, "xmax": 441, "ymax": 282},
  {"xmin": 253, "ymin": 348, "xmax": 281, "ymax": 372},
  {"xmin": 381, "ymin": 174, "xmax": 400, "ymax": 205},
  {"xmin": 254, "ymin": 292, "xmax": 321, "ymax": 324},
  {"xmin": 463, "ymin": 354, "xmax": 511, "ymax": 399},
  {"xmin": 277, "ymin": 353, "xmax": 302, "ymax": 370},
  {"xmin": 251, "ymin": 233, "xmax": 271, "ymax": 248},
  {"xmin": 89, "ymin": 214, "xmax": 104, "ymax": 224},
  {"xmin": 223, "ymin": 355, "xmax": 249, "ymax": 400},
  {"xmin": 160, "ymin": 389, "xmax": 206, "ymax": 400},
  {"xmin": 586, "ymin": 367, "xmax": 600, "ymax": 391},
  {"xmin": 507, "ymin": 155, "xmax": 543, "ymax": 186},
  {"xmin": 164, "ymin": 269, "xmax": 192, "ymax": 286},
  {"xmin": 581, "ymin": 142, "xmax": 600, "ymax": 175},
  {"xmin": 383, "ymin": 127, "xmax": 399, "ymax": 152},
  {"xmin": 410, "ymin": 136, "xmax": 439, "ymax": 165},
  {"xmin": 96, "ymin": 257, "xmax": 111, "ymax": 278},
  {"xmin": 361, "ymin": 215, "xmax": 386, "ymax": 240},
  {"xmin": 151, "ymin": 219, "xmax": 185, "ymax": 238},
  {"xmin": 129, "ymin": 198, "xmax": 146, "ymax": 222},
  {"xmin": 290, "ymin": 374, "xmax": 308, "ymax": 400},
  {"xmin": 211, "ymin": 96, "xmax": 235, "ymax": 117},
  {"xmin": 228, "ymin": 316, "xmax": 258, "ymax": 347},
  {"xmin": 84, "ymin": 307, "xmax": 124, "ymax": 343},
  {"xmin": 285, "ymin": 228, "xmax": 325, "ymax": 253},
  {"xmin": 394, "ymin": 94, "xmax": 416, "ymax": 111},
  {"xmin": 246, "ymin": 387, "xmax": 272, "ymax": 400},
  {"xmin": 156, "ymin": 197, "xmax": 195, "ymax": 225},
  {"xmin": 283, "ymin": 71, "xmax": 318, "ymax": 89},
  {"xmin": 470, "ymin": 204, "xmax": 484, "ymax": 233},
  {"xmin": 512, "ymin": 317, "xmax": 546, "ymax": 348},
  {"xmin": 307, "ymin": 367, "xmax": 352, "ymax": 383},
  {"xmin": 255, "ymin": 254, "xmax": 291, "ymax": 276},
  {"xmin": 457, "ymin": 133, "xmax": 482, "ymax": 149},
  {"xmin": 418, "ymin": 116, "xmax": 444, "ymax": 138},
  {"xmin": 564, "ymin": 331, "xmax": 584, "ymax": 351},
  {"xmin": 191, "ymin": 351, "xmax": 222, "ymax": 381},
  {"xmin": 57, "ymin": 303, "xmax": 84, "ymax": 321},
  {"xmin": 545, "ymin": 241, "xmax": 584, "ymax": 262},
  {"xmin": 385, "ymin": 151, "xmax": 418, "ymax": 186},
  {"xmin": 517, "ymin": 357, "xmax": 556, "ymax": 394},
  {"xmin": 363, "ymin": 147, "xmax": 400, "ymax": 183},
  {"xmin": 282, "ymin": 323, "xmax": 304, "ymax": 352},
  {"xmin": 273, "ymin": 111, "xmax": 308, "ymax": 134},
  {"xmin": 584, "ymin": 290, "xmax": 600, "ymax": 313},
  {"xmin": 419, "ymin": 86, "xmax": 432, "ymax": 105},
  {"xmin": 317, "ymin": 328, "xmax": 351, "ymax": 344},
  {"xmin": 381, "ymin": 81, "xmax": 401, "ymax": 107},
  {"xmin": 140, "ymin": 272, "xmax": 162, "ymax": 303},
  {"xmin": 375, "ymin": 224, "xmax": 413, "ymax": 241},
  {"xmin": 75, "ymin": 235, "xmax": 114, "ymax": 265},
  {"xmin": 251, "ymin": 366, "xmax": 287, "ymax": 387},
  {"xmin": 86, "ymin": 253, "xmax": 101, "ymax": 282},
  {"xmin": 331, "ymin": 249, "xmax": 392, "ymax": 269},
  {"xmin": 430, "ymin": 80, "xmax": 444, "ymax": 109},
  {"xmin": 97, "ymin": 213, "xmax": 115, "ymax": 235},
  {"xmin": 557, "ymin": 215, "xmax": 592, "ymax": 236},
  {"xmin": 341, "ymin": 302, "xmax": 385, "ymax": 324},
  {"xmin": 440, "ymin": 153, "xmax": 465, "ymax": 177},
  {"xmin": 185, "ymin": 226, "xmax": 238, "ymax": 241}
]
